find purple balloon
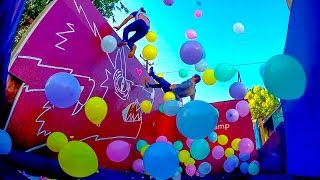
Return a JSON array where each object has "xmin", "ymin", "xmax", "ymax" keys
[
  {"xmin": 226, "ymin": 109, "xmax": 240, "ymax": 123},
  {"xmin": 133, "ymin": 159, "xmax": 144, "ymax": 172},
  {"xmin": 229, "ymin": 82, "xmax": 247, "ymax": 100},
  {"xmin": 106, "ymin": 140, "xmax": 131, "ymax": 162},
  {"xmin": 211, "ymin": 146, "xmax": 224, "ymax": 160},
  {"xmin": 180, "ymin": 41, "xmax": 204, "ymax": 65},
  {"xmin": 236, "ymin": 100, "xmax": 250, "ymax": 117},
  {"xmin": 238, "ymin": 138, "xmax": 255, "ymax": 154},
  {"xmin": 163, "ymin": 0, "xmax": 174, "ymax": 6}
]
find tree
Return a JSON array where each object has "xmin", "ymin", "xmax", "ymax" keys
[{"xmin": 244, "ymin": 86, "xmax": 280, "ymax": 120}]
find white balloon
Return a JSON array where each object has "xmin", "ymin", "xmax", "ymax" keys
[
  {"xmin": 233, "ymin": 22, "xmax": 245, "ymax": 34},
  {"xmin": 101, "ymin": 35, "xmax": 117, "ymax": 53},
  {"xmin": 194, "ymin": 59, "xmax": 208, "ymax": 72}
]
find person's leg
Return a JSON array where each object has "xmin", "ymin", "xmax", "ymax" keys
[
  {"xmin": 148, "ymin": 67, "xmax": 171, "ymax": 92},
  {"xmin": 127, "ymin": 20, "xmax": 149, "ymax": 58},
  {"xmin": 145, "ymin": 83, "xmax": 162, "ymax": 88},
  {"xmin": 119, "ymin": 21, "xmax": 139, "ymax": 47}
]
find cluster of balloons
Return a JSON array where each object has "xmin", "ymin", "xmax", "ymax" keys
[
  {"xmin": 46, "ymin": 132, "xmax": 98, "ymax": 178},
  {"xmin": 101, "ymin": 35, "xmax": 117, "ymax": 53},
  {"xmin": 106, "ymin": 140, "xmax": 131, "ymax": 162},
  {"xmin": 143, "ymin": 31, "xmax": 158, "ymax": 60},
  {"xmin": 84, "ymin": 96, "xmax": 108, "ymax": 126},
  {"xmin": 0, "ymin": 130, "xmax": 12, "ymax": 155}
]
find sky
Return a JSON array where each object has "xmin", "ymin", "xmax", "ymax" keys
[{"xmin": 109, "ymin": 0, "xmax": 290, "ymax": 103}]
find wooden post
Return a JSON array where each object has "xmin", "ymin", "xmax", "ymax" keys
[{"xmin": 140, "ymin": 54, "xmax": 154, "ymax": 70}]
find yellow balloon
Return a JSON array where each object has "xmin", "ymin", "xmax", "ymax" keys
[
  {"xmin": 178, "ymin": 150, "xmax": 190, "ymax": 163},
  {"xmin": 140, "ymin": 144, "xmax": 150, "ymax": 156},
  {"xmin": 140, "ymin": 100, "xmax": 152, "ymax": 113},
  {"xmin": 163, "ymin": 92, "xmax": 176, "ymax": 102},
  {"xmin": 142, "ymin": 44, "xmax": 158, "ymax": 61},
  {"xmin": 202, "ymin": 69, "xmax": 216, "ymax": 85},
  {"xmin": 145, "ymin": 31, "xmax": 157, "ymax": 42},
  {"xmin": 47, "ymin": 132, "xmax": 68, "ymax": 152},
  {"xmin": 184, "ymin": 157, "xmax": 195, "ymax": 166},
  {"xmin": 218, "ymin": 135, "xmax": 228, "ymax": 145},
  {"xmin": 85, "ymin": 97, "xmax": 108, "ymax": 125},
  {"xmin": 225, "ymin": 148, "xmax": 234, "ymax": 157},
  {"xmin": 231, "ymin": 138, "xmax": 241, "ymax": 151},
  {"xmin": 58, "ymin": 141, "xmax": 98, "ymax": 178}
]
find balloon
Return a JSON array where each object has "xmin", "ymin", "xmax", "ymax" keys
[
  {"xmin": 133, "ymin": 159, "xmax": 144, "ymax": 172},
  {"xmin": 145, "ymin": 31, "xmax": 157, "ymax": 42},
  {"xmin": 228, "ymin": 155, "xmax": 239, "ymax": 167},
  {"xmin": 229, "ymin": 82, "xmax": 247, "ymax": 100},
  {"xmin": 140, "ymin": 144, "xmax": 150, "ymax": 156},
  {"xmin": 184, "ymin": 157, "xmax": 196, "ymax": 166},
  {"xmin": 157, "ymin": 73, "xmax": 164, "ymax": 78},
  {"xmin": 163, "ymin": 0, "xmax": 174, "ymax": 6},
  {"xmin": 212, "ymin": 146, "xmax": 224, "ymax": 160},
  {"xmin": 136, "ymin": 140, "xmax": 148, "ymax": 151},
  {"xmin": 231, "ymin": 138, "xmax": 241, "ymax": 151},
  {"xmin": 172, "ymin": 172, "xmax": 181, "ymax": 180},
  {"xmin": 186, "ymin": 139, "xmax": 193, "ymax": 148},
  {"xmin": 233, "ymin": 22, "xmax": 245, "ymax": 34},
  {"xmin": 58, "ymin": 141, "xmax": 98, "ymax": 178},
  {"xmin": 198, "ymin": 162, "xmax": 212, "ymax": 175},
  {"xmin": 156, "ymin": 135, "xmax": 168, "ymax": 142},
  {"xmin": 163, "ymin": 100, "xmax": 180, "ymax": 116},
  {"xmin": 180, "ymin": 41, "xmax": 204, "ymax": 65},
  {"xmin": 173, "ymin": 141, "xmax": 183, "ymax": 151},
  {"xmin": 143, "ymin": 142, "xmax": 179, "ymax": 179},
  {"xmin": 185, "ymin": 29, "xmax": 197, "ymax": 40},
  {"xmin": 194, "ymin": 10, "xmax": 202, "ymax": 18},
  {"xmin": 47, "ymin": 132, "xmax": 68, "ymax": 153},
  {"xmin": 196, "ymin": 172, "xmax": 200, "ymax": 176},
  {"xmin": 142, "ymin": 44, "xmax": 158, "ymax": 61},
  {"xmin": 167, "ymin": 141, "xmax": 173, "ymax": 145},
  {"xmin": 202, "ymin": 69, "xmax": 217, "ymax": 85},
  {"xmin": 140, "ymin": 100, "xmax": 152, "ymax": 113},
  {"xmin": 214, "ymin": 63, "xmax": 237, "ymax": 82},
  {"xmin": 218, "ymin": 135, "xmax": 228, "ymax": 145},
  {"xmin": 159, "ymin": 104, "xmax": 164, "ymax": 113},
  {"xmin": 252, "ymin": 160, "xmax": 260, "ymax": 167},
  {"xmin": 0, "ymin": 130, "xmax": 12, "ymax": 155},
  {"xmin": 239, "ymin": 152, "xmax": 250, "ymax": 161},
  {"xmin": 190, "ymin": 139, "xmax": 210, "ymax": 160},
  {"xmin": 225, "ymin": 148, "xmax": 234, "ymax": 157},
  {"xmin": 85, "ymin": 97, "xmax": 108, "ymax": 125},
  {"xmin": 263, "ymin": 54, "xmax": 306, "ymax": 100},
  {"xmin": 248, "ymin": 162, "xmax": 260, "ymax": 175},
  {"xmin": 178, "ymin": 150, "xmax": 190, "ymax": 163},
  {"xmin": 101, "ymin": 35, "xmax": 117, "ymax": 53},
  {"xmin": 240, "ymin": 162, "xmax": 249, "ymax": 174},
  {"xmin": 185, "ymin": 165, "xmax": 196, "ymax": 177},
  {"xmin": 163, "ymin": 92, "xmax": 176, "ymax": 102},
  {"xmin": 176, "ymin": 100, "xmax": 219, "ymax": 139},
  {"xmin": 106, "ymin": 140, "xmax": 131, "ymax": 162},
  {"xmin": 236, "ymin": 100, "xmax": 250, "ymax": 117},
  {"xmin": 238, "ymin": 138, "xmax": 255, "ymax": 154},
  {"xmin": 223, "ymin": 159, "xmax": 236, "ymax": 173},
  {"xmin": 208, "ymin": 132, "xmax": 218, "ymax": 143},
  {"xmin": 226, "ymin": 109, "xmax": 240, "ymax": 123},
  {"xmin": 177, "ymin": 166, "xmax": 183, "ymax": 173},
  {"xmin": 45, "ymin": 72, "xmax": 81, "ymax": 108},
  {"xmin": 259, "ymin": 64, "xmax": 265, "ymax": 77},
  {"xmin": 178, "ymin": 69, "xmax": 189, "ymax": 78},
  {"xmin": 195, "ymin": 59, "xmax": 208, "ymax": 72}
]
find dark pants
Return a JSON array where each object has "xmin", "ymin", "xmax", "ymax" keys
[
  {"xmin": 149, "ymin": 73, "xmax": 171, "ymax": 93},
  {"xmin": 122, "ymin": 19, "xmax": 149, "ymax": 50}
]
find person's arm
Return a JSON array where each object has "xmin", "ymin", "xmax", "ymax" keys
[
  {"xmin": 113, "ymin": 14, "xmax": 134, "ymax": 30},
  {"xmin": 176, "ymin": 80, "xmax": 192, "ymax": 89}
]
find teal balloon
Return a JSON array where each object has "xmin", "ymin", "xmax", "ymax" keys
[
  {"xmin": 214, "ymin": 63, "xmax": 236, "ymax": 82},
  {"xmin": 263, "ymin": 54, "xmax": 306, "ymax": 100},
  {"xmin": 173, "ymin": 141, "xmax": 183, "ymax": 151},
  {"xmin": 159, "ymin": 104, "xmax": 164, "ymax": 113},
  {"xmin": 208, "ymin": 132, "xmax": 217, "ymax": 143},
  {"xmin": 178, "ymin": 69, "xmax": 188, "ymax": 78},
  {"xmin": 190, "ymin": 139, "xmax": 210, "ymax": 160},
  {"xmin": 136, "ymin": 140, "xmax": 147, "ymax": 151},
  {"xmin": 248, "ymin": 162, "xmax": 259, "ymax": 175},
  {"xmin": 177, "ymin": 166, "xmax": 183, "ymax": 173}
]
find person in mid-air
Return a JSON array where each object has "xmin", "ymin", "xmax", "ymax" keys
[
  {"xmin": 145, "ymin": 67, "xmax": 201, "ymax": 102},
  {"xmin": 113, "ymin": 7, "xmax": 150, "ymax": 58}
]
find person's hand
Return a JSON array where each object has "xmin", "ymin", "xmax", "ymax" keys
[
  {"xmin": 113, "ymin": 26, "xmax": 121, "ymax": 31},
  {"xmin": 170, "ymin": 84, "xmax": 177, "ymax": 89}
]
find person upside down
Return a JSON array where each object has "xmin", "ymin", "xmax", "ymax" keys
[
  {"xmin": 145, "ymin": 67, "xmax": 201, "ymax": 102},
  {"xmin": 113, "ymin": 7, "xmax": 150, "ymax": 58}
]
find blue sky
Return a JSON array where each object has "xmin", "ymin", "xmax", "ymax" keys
[{"xmin": 110, "ymin": 0, "xmax": 290, "ymax": 103}]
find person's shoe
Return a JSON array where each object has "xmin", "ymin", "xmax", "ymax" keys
[
  {"xmin": 128, "ymin": 45, "xmax": 137, "ymax": 58},
  {"xmin": 145, "ymin": 82, "xmax": 150, "ymax": 88},
  {"xmin": 148, "ymin": 67, "xmax": 154, "ymax": 76},
  {"xmin": 117, "ymin": 41, "xmax": 127, "ymax": 47}
]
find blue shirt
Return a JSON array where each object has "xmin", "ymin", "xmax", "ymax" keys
[{"xmin": 172, "ymin": 79, "xmax": 196, "ymax": 100}]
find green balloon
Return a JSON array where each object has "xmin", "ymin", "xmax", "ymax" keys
[
  {"xmin": 136, "ymin": 140, "xmax": 147, "ymax": 151},
  {"xmin": 263, "ymin": 54, "xmax": 306, "ymax": 100},
  {"xmin": 190, "ymin": 139, "xmax": 210, "ymax": 160},
  {"xmin": 173, "ymin": 141, "xmax": 183, "ymax": 151},
  {"xmin": 178, "ymin": 69, "xmax": 188, "ymax": 78},
  {"xmin": 159, "ymin": 104, "xmax": 164, "ymax": 113},
  {"xmin": 214, "ymin": 63, "xmax": 236, "ymax": 82}
]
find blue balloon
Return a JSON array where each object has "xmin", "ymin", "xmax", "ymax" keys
[
  {"xmin": 176, "ymin": 166, "xmax": 183, "ymax": 173},
  {"xmin": 176, "ymin": 100, "xmax": 219, "ymax": 139},
  {"xmin": 239, "ymin": 152, "xmax": 250, "ymax": 161},
  {"xmin": 198, "ymin": 162, "xmax": 212, "ymax": 175},
  {"xmin": 0, "ymin": 130, "xmax": 12, "ymax": 155},
  {"xmin": 190, "ymin": 139, "xmax": 210, "ymax": 160},
  {"xmin": 263, "ymin": 54, "xmax": 307, "ymax": 100},
  {"xmin": 223, "ymin": 159, "xmax": 235, "ymax": 173},
  {"xmin": 143, "ymin": 142, "xmax": 179, "ymax": 179},
  {"xmin": 240, "ymin": 162, "xmax": 249, "ymax": 174},
  {"xmin": 208, "ymin": 132, "xmax": 217, "ymax": 143},
  {"xmin": 173, "ymin": 141, "xmax": 183, "ymax": 151},
  {"xmin": 45, "ymin": 72, "xmax": 81, "ymax": 108},
  {"xmin": 248, "ymin": 162, "xmax": 260, "ymax": 175},
  {"xmin": 194, "ymin": 59, "xmax": 208, "ymax": 72},
  {"xmin": 163, "ymin": 100, "xmax": 180, "ymax": 116},
  {"xmin": 172, "ymin": 172, "xmax": 181, "ymax": 180},
  {"xmin": 259, "ymin": 64, "xmax": 265, "ymax": 77},
  {"xmin": 136, "ymin": 140, "xmax": 147, "ymax": 151},
  {"xmin": 228, "ymin": 155, "xmax": 239, "ymax": 167}
]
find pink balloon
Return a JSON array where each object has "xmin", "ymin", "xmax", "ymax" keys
[
  {"xmin": 167, "ymin": 141, "xmax": 173, "ymax": 145},
  {"xmin": 185, "ymin": 164, "xmax": 196, "ymax": 176},
  {"xmin": 186, "ymin": 138, "xmax": 193, "ymax": 148},
  {"xmin": 196, "ymin": 171, "xmax": 199, "ymax": 176},
  {"xmin": 238, "ymin": 138, "xmax": 255, "ymax": 154},
  {"xmin": 194, "ymin": 10, "xmax": 202, "ymax": 18},
  {"xmin": 132, "ymin": 159, "xmax": 144, "ymax": 172},
  {"xmin": 156, "ymin": 135, "xmax": 168, "ymax": 142},
  {"xmin": 212, "ymin": 146, "xmax": 224, "ymax": 160},
  {"xmin": 185, "ymin": 29, "xmax": 197, "ymax": 40},
  {"xmin": 106, "ymin": 140, "xmax": 131, "ymax": 162},
  {"xmin": 236, "ymin": 100, "xmax": 250, "ymax": 117}
]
